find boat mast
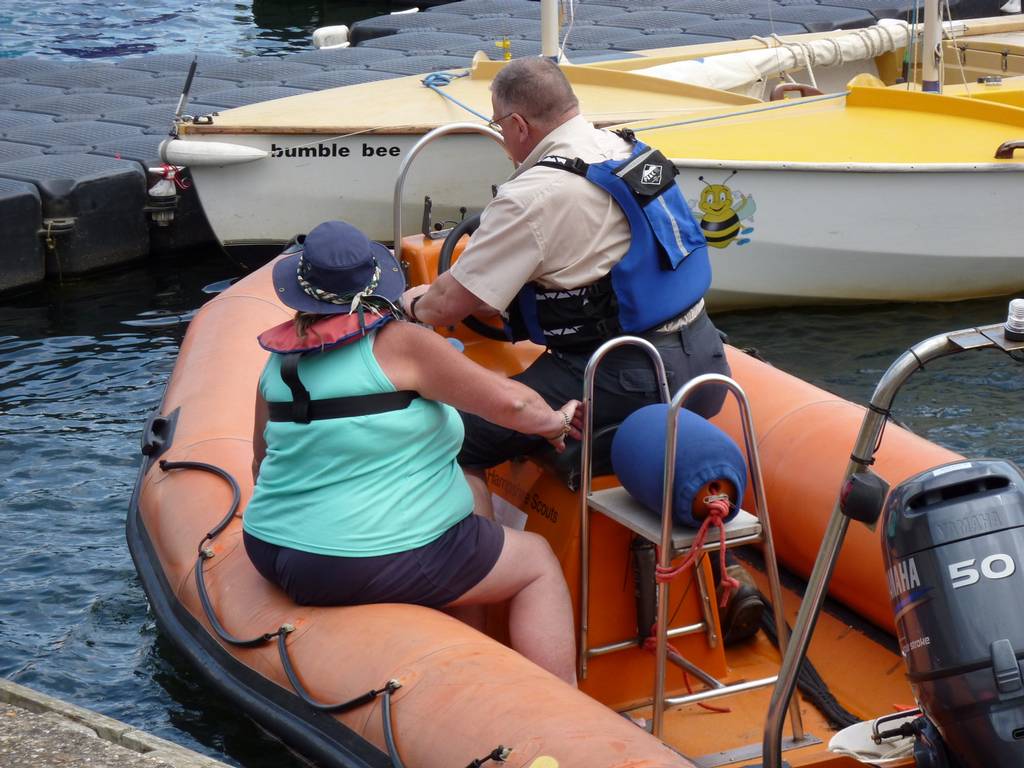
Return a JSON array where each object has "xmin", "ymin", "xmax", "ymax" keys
[
  {"xmin": 921, "ymin": 0, "xmax": 943, "ymax": 93},
  {"xmin": 541, "ymin": 0, "xmax": 559, "ymax": 60}
]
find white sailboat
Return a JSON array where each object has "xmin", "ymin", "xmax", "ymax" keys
[
  {"xmin": 162, "ymin": 1, "xmax": 963, "ymax": 256},
  {"xmin": 164, "ymin": 0, "xmax": 1024, "ymax": 307},
  {"xmin": 163, "ymin": 0, "xmax": 767, "ymax": 255},
  {"xmin": 160, "ymin": 57, "xmax": 755, "ymax": 255}
]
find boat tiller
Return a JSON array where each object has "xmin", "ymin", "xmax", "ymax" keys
[{"xmin": 883, "ymin": 459, "xmax": 1024, "ymax": 768}]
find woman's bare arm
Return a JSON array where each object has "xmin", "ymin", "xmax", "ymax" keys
[{"xmin": 373, "ymin": 321, "xmax": 579, "ymax": 448}]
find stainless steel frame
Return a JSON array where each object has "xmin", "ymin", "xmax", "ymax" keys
[
  {"xmin": 578, "ymin": 336, "xmax": 804, "ymax": 740},
  {"xmin": 392, "ymin": 122, "xmax": 505, "ymax": 250}
]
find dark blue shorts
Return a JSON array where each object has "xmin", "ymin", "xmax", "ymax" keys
[{"xmin": 243, "ymin": 513, "xmax": 505, "ymax": 608}]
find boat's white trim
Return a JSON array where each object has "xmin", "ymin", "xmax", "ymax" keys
[
  {"xmin": 684, "ymin": 166, "xmax": 1023, "ymax": 308},
  {"xmin": 671, "ymin": 158, "xmax": 1024, "ymax": 172}
]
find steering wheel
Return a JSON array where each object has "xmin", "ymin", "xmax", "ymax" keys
[{"xmin": 436, "ymin": 213, "xmax": 509, "ymax": 341}]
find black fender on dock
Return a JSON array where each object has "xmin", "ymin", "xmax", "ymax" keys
[
  {"xmin": 0, "ymin": 178, "xmax": 43, "ymax": 293},
  {"xmin": 0, "ymin": 152, "xmax": 149, "ymax": 276}
]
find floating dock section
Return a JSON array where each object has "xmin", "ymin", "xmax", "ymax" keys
[{"xmin": 0, "ymin": 0, "xmax": 1001, "ymax": 293}]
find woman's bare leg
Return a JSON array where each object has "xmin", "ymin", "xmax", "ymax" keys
[
  {"xmin": 446, "ymin": 528, "xmax": 576, "ymax": 686},
  {"xmin": 445, "ymin": 470, "xmax": 497, "ymax": 632}
]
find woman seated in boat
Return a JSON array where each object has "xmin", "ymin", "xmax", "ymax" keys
[{"xmin": 244, "ymin": 220, "xmax": 579, "ymax": 685}]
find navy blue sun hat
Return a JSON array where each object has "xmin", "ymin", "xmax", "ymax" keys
[{"xmin": 272, "ymin": 220, "xmax": 405, "ymax": 315}]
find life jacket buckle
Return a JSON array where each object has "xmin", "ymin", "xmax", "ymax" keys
[
  {"xmin": 595, "ymin": 318, "xmax": 615, "ymax": 338},
  {"xmin": 291, "ymin": 399, "xmax": 311, "ymax": 424},
  {"xmin": 568, "ymin": 157, "xmax": 589, "ymax": 175},
  {"xmin": 613, "ymin": 127, "xmax": 637, "ymax": 144}
]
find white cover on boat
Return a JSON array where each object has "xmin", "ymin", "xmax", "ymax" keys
[
  {"xmin": 634, "ymin": 20, "xmax": 910, "ymax": 94},
  {"xmin": 828, "ymin": 716, "xmax": 917, "ymax": 765}
]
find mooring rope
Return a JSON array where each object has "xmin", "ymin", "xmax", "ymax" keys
[{"xmin": 421, "ymin": 70, "xmax": 490, "ymax": 121}]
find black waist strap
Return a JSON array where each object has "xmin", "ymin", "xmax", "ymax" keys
[
  {"xmin": 267, "ymin": 390, "xmax": 419, "ymax": 423},
  {"xmin": 271, "ymin": 352, "xmax": 418, "ymax": 423}
]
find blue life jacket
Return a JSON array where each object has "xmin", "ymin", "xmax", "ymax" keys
[{"xmin": 505, "ymin": 131, "xmax": 711, "ymax": 351}]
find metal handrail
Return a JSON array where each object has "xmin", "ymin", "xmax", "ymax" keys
[
  {"xmin": 577, "ymin": 338, "xmax": 804, "ymax": 743},
  {"xmin": 579, "ymin": 336, "xmax": 670, "ymax": 679},
  {"xmin": 762, "ymin": 318, "xmax": 1024, "ymax": 766},
  {"xmin": 654, "ymin": 374, "xmax": 802, "ymax": 739},
  {"xmin": 391, "ymin": 122, "xmax": 505, "ymax": 249}
]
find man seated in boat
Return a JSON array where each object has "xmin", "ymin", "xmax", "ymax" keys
[
  {"xmin": 401, "ymin": 56, "xmax": 764, "ymax": 643},
  {"xmin": 246, "ymin": 220, "xmax": 581, "ymax": 685}
]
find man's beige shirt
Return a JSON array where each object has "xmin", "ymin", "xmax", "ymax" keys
[{"xmin": 449, "ymin": 115, "xmax": 633, "ymax": 312}]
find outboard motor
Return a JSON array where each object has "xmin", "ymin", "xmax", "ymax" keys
[{"xmin": 882, "ymin": 459, "xmax": 1024, "ymax": 768}]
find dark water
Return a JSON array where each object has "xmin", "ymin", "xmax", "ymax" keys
[
  {"xmin": 718, "ymin": 301, "xmax": 1024, "ymax": 464},
  {"xmin": 0, "ymin": 1, "xmax": 409, "ymax": 59},
  {"xmin": 0, "ymin": 251, "xmax": 307, "ymax": 766},
  {"xmin": 0, "ymin": 2, "xmax": 1022, "ymax": 767}
]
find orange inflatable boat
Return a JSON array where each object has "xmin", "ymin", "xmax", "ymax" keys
[{"xmin": 130, "ymin": 230, "xmax": 1000, "ymax": 768}]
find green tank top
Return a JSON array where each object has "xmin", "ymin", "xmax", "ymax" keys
[{"xmin": 243, "ymin": 331, "xmax": 473, "ymax": 557}]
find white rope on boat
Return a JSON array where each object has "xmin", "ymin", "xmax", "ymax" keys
[
  {"xmin": 632, "ymin": 20, "xmax": 911, "ymax": 95},
  {"xmin": 794, "ymin": 40, "xmax": 819, "ymax": 88},
  {"xmin": 756, "ymin": 34, "xmax": 787, "ymax": 100},
  {"xmin": 866, "ymin": 22, "xmax": 896, "ymax": 57},
  {"xmin": 944, "ymin": 0, "xmax": 973, "ymax": 94}
]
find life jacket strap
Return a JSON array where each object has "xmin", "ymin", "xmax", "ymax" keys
[
  {"xmin": 266, "ymin": 391, "xmax": 419, "ymax": 423},
  {"xmin": 272, "ymin": 353, "xmax": 418, "ymax": 424},
  {"xmin": 535, "ymin": 155, "xmax": 589, "ymax": 176},
  {"xmin": 279, "ymin": 353, "xmax": 311, "ymax": 423}
]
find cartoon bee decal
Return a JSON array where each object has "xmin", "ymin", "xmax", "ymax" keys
[{"xmin": 694, "ymin": 172, "xmax": 756, "ymax": 249}]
